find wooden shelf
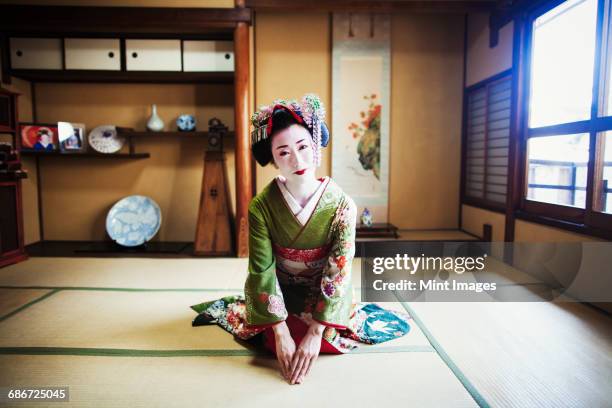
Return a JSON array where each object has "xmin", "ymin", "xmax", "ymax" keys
[
  {"xmin": 1, "ymin": 3, "xmax": 252, "ymax": 257},
  {"xmin": 116, "ymin": 129, "xmax": 235, "ymax": 138},
  {"xmin": 9, "ymin": 70, "xmax": 234, "ymax": 84},
  {"xmin": 357, "ymin": 222, "xmax": 399, "ymax": 238},
  {"xmin": 26, "ymin": 240, "xmax": 197, "ymax": 258},
  {"xmin": 20, "ymin": 150, "xmax": 150, "ymax": 159},
  {"xmin": 0, "ymin": 125, "xmax": 17, "ymax": 133},
  {"xmin": 0, "ymin": 171, "xmax": 27, "ymax": 181}
]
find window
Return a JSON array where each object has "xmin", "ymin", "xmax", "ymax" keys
[
  {"xmin": 463, "ymin": 74, "xmax": 512, "ymax": 211},
  {"xmin": 528, "ymin": 0, "xmax": 598, "ymax": 128},
  {"xmin": 595, "ymin": 131, "xmax": 612, "ymax": 213},
  {"xmin": 526, "ymin": 133, "xmax": 590, "ymax": 208},
  {"xmin": 522, "ymin": 0, "xmax": 612, "ymax": 231}
]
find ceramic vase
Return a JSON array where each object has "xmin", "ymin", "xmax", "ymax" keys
[
  {"xmin": 361, "ymin": 207, "xmax": 373, "ymax": 227},
  {"xmin": 147, "ymin": 104, "xmax": 164, "ymax": 132}
]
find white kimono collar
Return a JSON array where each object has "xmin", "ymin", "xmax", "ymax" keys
[{"xmin": 275, "ymin": 175, "xmax": 329, "ymax": 226}]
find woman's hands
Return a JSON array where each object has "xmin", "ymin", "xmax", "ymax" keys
[
  {"xmin": 288, "ymin": 321, "xmax": 325, "ymax": 384},
  {"xmin": 272, "ymin": 321, "xmax": 296, "ymax": 381},
  {"xmin": 273, "ymin": 320, "xmax": 326, "ymax": 384}
]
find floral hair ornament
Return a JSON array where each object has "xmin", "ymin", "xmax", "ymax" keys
[{"xmin": 250, "ymin": 93, "xmax": 330, "ymax": 167}]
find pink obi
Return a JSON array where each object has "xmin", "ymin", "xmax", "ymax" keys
[{"xmin": 272, "ymin": 242, "xmax": 332, "ymax": 286}]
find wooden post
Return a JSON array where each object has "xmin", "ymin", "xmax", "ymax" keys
[
  {"xmin": 504, "ymin": 13, "xmax": 528, "ymax": 264},
  {"xmin": 234, "ymin": 1, "xmax": 251, "ymax": 258}
]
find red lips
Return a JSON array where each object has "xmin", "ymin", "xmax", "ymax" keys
[{"xmin": 294, "ymin": 169, "xmax": 306, "ymax": 175}]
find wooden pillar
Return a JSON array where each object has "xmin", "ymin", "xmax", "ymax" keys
[
  {"xmin": 504, "ymin": 14, "xmax": 528, "ymax": 263},
  {"xmin": 234, "ymin": 0, "xmax": 251, "ymax": 258}
]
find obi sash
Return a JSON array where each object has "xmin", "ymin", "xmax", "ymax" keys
[{"xmin": 272, "ymin": 241, "xmax": 332, "ymax": 286}]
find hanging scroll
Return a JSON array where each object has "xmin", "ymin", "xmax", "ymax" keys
[{"xmin": 332, "ymin": 13, "xmax": 391, "ymax": 222}]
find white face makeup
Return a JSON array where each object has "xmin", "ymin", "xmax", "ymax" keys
[{"xmin": 270, "ymin": 124, "xmax": 316, "ymax": 183}]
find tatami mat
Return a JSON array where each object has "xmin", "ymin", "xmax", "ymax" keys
[
  {"xmin": 406, "ymin": 301, "xmax": 612, "ymax": 408},
  {"xmin": 0, "ymin": 257, "xmax": 364, "ymax": 290},
  {"xmin": 0, "ymin": 290, "xmax": 430, "ymax": 352},
  {"xmin": 477, "ymin": 256, "xmax": 543, "ymax": 285},
  {"xmin": 0, "ymin": 289, "xmax": 54, "ymax": 321},
  {"xmin": 0, "ymin": 257, "xmax": 250, "ymax": 289},
  {"xmin": 0, "ymin": 353, "xmax": 478, "ymax": 408},
  {"xmin": 2, "ymin": 256, "xmax": 609, "ymax": 407}
]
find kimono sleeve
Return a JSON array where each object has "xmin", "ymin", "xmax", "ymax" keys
[
  {"xmin": 312, "ymin": 197, "xmax": 357, "ymax": 329},
  {"xmin": 243, "ymin": 200, "xmax": 288, "ymax": 329}
]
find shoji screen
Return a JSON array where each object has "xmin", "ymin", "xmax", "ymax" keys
[{"xmin": 464, "ymin": 75, "xmax": 511, "ymax": 208}]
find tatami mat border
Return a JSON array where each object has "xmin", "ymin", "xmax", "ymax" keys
[
  {"xmin": 397, "ymin": 297, "xmax": 490, "ymax": 408},
  {"xmin": 0, "ymin": 345, "xmax": 435, "ymax": 357},
  {"xmin": 0, "ymin": 286, "xmax": 244, "ymax": 292},
  {"xmin": 0, "ymin": 286, "xmax": 364, "ymax": 292},
  {"xmin": 0, "ymin": 347, "xmax": 260, "ymax": 357},
  {"xmin": 0, "ymin": 289, "xmax": 61, "ymax": 323}
]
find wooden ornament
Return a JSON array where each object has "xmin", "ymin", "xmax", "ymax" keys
[{"xmin": 193, "ymin": 135, "xmax": 234, "ymax": 255}]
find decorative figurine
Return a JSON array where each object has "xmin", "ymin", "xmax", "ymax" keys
[
  {"xmin": 146, "ymin": 104, "xmax": 164, "ymax": 132},
  {"xmin": 360, "ymin": 207, "xmax": 373, "ymax": 227},
  {"xmin": 176, "ymin": 114, "xmax": 196, "ymax": 132}
]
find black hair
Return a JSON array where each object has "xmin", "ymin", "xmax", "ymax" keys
[{"xmin": 251, "ymin": 108, "xmax": 309, "ymax": 167}]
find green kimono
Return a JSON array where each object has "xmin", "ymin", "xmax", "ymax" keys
[
  {"xmin": 191, "ymin": 176, "xmax": 410, "ymax": 353},
  {"xmin": 245, "ymin": 175, "xmax": 356, "ymax": 329}
]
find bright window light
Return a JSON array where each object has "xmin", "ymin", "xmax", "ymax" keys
[
  {"xmin": 526, "ymin": 133, "xmax": 590, "ymax": 208},
  {"xmin": 529, "ymin": 0, "xmax": 598, "ymax": 128}
]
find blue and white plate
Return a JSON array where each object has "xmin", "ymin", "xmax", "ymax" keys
[{"xmin": 106, "ymin": 195, "xmax": 162, "ymax": 247}]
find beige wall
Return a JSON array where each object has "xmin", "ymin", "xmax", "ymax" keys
[
  {"xmin": 255, "ymin": 12, "xmax": 465, "ymax": 229},
  {"xmin": 466, "ymin": 13, "xmax": 513, "ymax": 87},
  {"xmin": 461, "ymin": 204, "xmax": 505, "ymax": 241},
  {"xmin": 253, "ymin": 11, "xmax": 332, "ymax": 192},
  {"xmin": 389, "ymin": 14, "xmax": 464, "ymax": 229},
  {"xmin": 514, "ymin": 220, "xmax": 603, "ymax": 242},
  {"xmin": 461, "ymin": 204, "xmax": 505, "ymax": 259}
]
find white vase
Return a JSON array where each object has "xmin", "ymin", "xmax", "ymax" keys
[{"xmin": 147, "ymin": 104, "xmax": 164, "ymax": 132}]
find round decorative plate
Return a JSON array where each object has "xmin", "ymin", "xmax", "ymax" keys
[
  {"xmin": 88, "ymin": 125, "xmax": 125, "ymax": 153},
  {"xmin": 105, "ymin": 195, "xmax": 162, "ymax": 247}
]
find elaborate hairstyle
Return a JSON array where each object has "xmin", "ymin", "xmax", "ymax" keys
[{"xmin": 250, "ymin": 93, "xmax": 329, "ymax": 167}]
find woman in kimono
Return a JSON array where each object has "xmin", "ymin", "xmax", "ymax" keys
[{"xmin": 191, "ymin": 94, "xmax": 410, "ymax": 385}]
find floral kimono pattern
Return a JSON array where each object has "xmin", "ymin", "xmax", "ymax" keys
[{"xmin": 191, "ymin": 176, "xmax": 411, "ymax": 353}]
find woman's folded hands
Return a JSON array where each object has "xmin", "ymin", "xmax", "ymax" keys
[
  {"xmin": 288, "ymin": 321, "xmax": 324, "ymax": 384},
  {"xmin": 273, "ymin": 320, "xmax": 325, "ymax": 384}
]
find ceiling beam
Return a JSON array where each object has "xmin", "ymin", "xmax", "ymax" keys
[
  {"xmin": 245, "ymin": 0, "xmax": 497, "ymax": 14},
  {"xmin": 0, "ymin": 5, "xmax": 252, "ymax": 35}
]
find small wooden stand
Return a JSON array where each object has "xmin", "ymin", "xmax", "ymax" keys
[
  {"xmin": 356, "ymin": 222, "xmax": 399, "ymax": 239},
  {"xmin": 194, "ymin": 151, "xmax": 234, "ymax": 256}
]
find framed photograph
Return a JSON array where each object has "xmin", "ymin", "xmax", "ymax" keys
[
  {"xmin": 58, "ymin": 122, "xmax": 86, "ymax": 152},
  {"xmin": 19, "ymin": 123, "xmax": 59, "ymax": 152}
]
